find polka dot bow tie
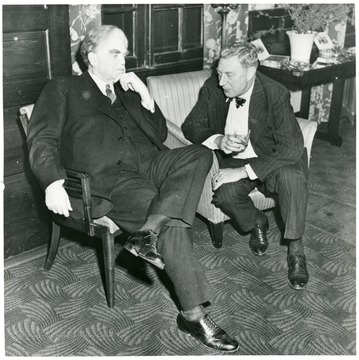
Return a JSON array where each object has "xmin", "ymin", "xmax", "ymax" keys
[{"xmin": 226, "ymin": 96, "xmax": 246, "ymax": 108}]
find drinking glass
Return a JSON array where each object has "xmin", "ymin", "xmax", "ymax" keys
[{"xmin": 234, "ymin": 129, "xmax": 251, "ymax": 147}]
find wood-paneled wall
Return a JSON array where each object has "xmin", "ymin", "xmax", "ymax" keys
[{"xmin": 3, "ymin": 5, "xmax": 72, "ymax": 258}]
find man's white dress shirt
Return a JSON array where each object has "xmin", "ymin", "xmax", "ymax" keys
[
  {"xmin": 89, "ymin": 72, "xmax": 155, "ymax": 113},
  {"xmin": 202, "ymin": 83, "xmax": 258, "ymax": 179}
]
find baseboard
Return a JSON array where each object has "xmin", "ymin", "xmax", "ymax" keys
[{"xmin": 4, "ymin": 239, "xmax": 72, "ymax": 270}]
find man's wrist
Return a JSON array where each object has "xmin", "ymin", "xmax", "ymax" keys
[
  {"xmin": 45, "ymin": 179, "xmax": 65, "ymax": 193},
  {"xmin": 214, "ymin": 135, "xmax": 224, "ymax": 148},
  {"xmin": 244, "ymin": 164, "xmax": 258, "ymax": 180},
  {"xmin": 242, "ymin": 167, "xmax": 248, "ymax": 179},
  {"xmin": 141, "ymin": 97, "xmax": 155, "ymax": 113}
]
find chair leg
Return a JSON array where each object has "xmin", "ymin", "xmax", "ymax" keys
[
  {"xmin": 44, "ymin": 221, "xmax": 61, "ymax": 270},
  {"xmin": 102, "ymin": 228, "xmax": 115, "ymax": 308},
  {"xmin": 208, "ymin": 221, "xmax": 224, "ymax": 248}
]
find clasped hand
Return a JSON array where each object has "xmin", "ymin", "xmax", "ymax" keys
[
  {"xmin": 212, "ymin": 167, "xmax": 248, "ymax": 190},
  {"xmin": 216, "ymin": 134, "xmax": 248, "ymax": 154}
]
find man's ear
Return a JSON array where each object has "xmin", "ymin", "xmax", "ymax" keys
[
  {"xmin": 246, "ymin": 66, "xmax": 256, "ymax": 81},
  {"xmin": 87, "ymin": 52, "xmax": 97, "ymax": 68}
]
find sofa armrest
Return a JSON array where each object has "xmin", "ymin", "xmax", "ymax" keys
[
  {"xmin": 166, "ymin": 119, "xmax": 192, "ymax": 147},
  {"xmin": 165, "ymin": 118, "xmax": 219, "ymax": 178}
]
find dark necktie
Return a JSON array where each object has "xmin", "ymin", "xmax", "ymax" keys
[
  {"xmin": 226, "ymin": 97, "xmax": 246, "ymax": 108},
  {"xmin": 105, "ymin": 84, "xmax": 116, "ymax": 104}
]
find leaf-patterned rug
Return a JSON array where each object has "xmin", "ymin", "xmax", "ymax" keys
[{"xmin": 4, "ymin": 122, "xmax": 356, "ymax": 356}]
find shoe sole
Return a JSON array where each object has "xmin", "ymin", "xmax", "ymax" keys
[
  {"xmin": 123, "ymin": 243, "xmax": 139, "ymax": 257},
  {"xmin": 138, "ymin": 253, "xmax": 165, "ymax": 270},
  {"xmin": 250, "ymin": 248, "xmax": 268, "ymax": 256},
  {"xmin": 124, "ymin": 243, "xmax": 165, "ymax": 270},
  {"xmin": 178, "ymin": 326, "xmax": 239, "ymax": 353},
  {"xmin": 287, "ymin": 278, "xmax": 308, "ymax": 290},
  {"xmin": 250, "ymin": 224, "xmax": 269, "ymax": 256}
]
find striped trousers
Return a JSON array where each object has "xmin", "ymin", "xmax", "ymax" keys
[
  {"xmin": 213, "ymin": 156, "xmax": 309, "ymax": 240},
  {"xmin": 107, "ymin": 144, "xmax": 214, "ymax": 310}
]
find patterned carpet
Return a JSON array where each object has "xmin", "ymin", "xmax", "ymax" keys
[{"xmin": 4, "ymin": 121, "xmax": 356, "ymax": 356}]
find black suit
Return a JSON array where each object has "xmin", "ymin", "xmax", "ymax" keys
[
  {"xmin": 27, "ymin": 71, "xmax": 214, "ymax": 310},
  {"xmin": 182, "ymin": 72, "xmax": 309, "ymax": 239}
]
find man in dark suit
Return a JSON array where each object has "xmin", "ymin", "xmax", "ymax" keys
[
  {"xmin": 182, "ymin": 42, "xmax": 309, "ymax": 290},
  {"xmin": 27, "ymin": 25, "xmax": 238, "ymax": 352}
]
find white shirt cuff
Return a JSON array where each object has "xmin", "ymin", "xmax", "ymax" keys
[
  {"xmin": 45, "ymin": 179, "xmax": 65, "ymax": 192},
  {"xmin": 245, "ymin": 164, "xmax": 258, "ymax": 180},
  {"xmin": 141, "ymin": 98, "xmax": 155, "ymax": 113},
  {"xmin": 202, "ymin": 134, "xmax": 222, "ymax": 150}
]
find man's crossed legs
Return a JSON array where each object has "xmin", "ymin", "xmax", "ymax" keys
[{"xmin": 107, "ymin": 144, "xmax": 239, "ymax": 352}]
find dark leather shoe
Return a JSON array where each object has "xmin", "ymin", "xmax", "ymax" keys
[
  {"xmin": 287, "ymin": 252, "xmax": 309, "ymax": 290},
  {"xmin": 177, "ymin": 313, "xmax": 238, "ymax": 352},
  {"xmin": 249, "ymin": 219, "xmax": 269, "ymax": 256},
  {"xmin": 124, "ymin": 230, "xmax": 165, "ymax": 270}
]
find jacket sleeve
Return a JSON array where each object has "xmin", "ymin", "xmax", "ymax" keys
[
  {"xmin": 27, "ymin": 78, "xmax": 68, "ymax": 190},
  {"xmin": 182, "ymin": 78, "xmax": 222, "ymax": 143},
  {"xmin": 250, "ymin": 89, "xmax": 305, "ymax": 181},
  {"xmin": 138, "ymin": 97, "xmax": 168, "ymax": 144},
  {"xmin": 153, "ymin": 101, "xmax": 168, "ymax": 143}
]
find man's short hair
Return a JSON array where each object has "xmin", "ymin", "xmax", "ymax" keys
[
  {"xmin": 80, "ymin": 25, "xmax": 128, "ymax": 66},
  {"xmin": 220, "ymin": 42, "xmax": 259, "ymax": 69}
]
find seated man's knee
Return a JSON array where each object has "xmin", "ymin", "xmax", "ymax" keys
[
  {"xmin": 189, "ymin": 144, "xmax": 213, "ymax": 169},
  {"xmin": 193, "ymin": 144, "xmax": 212, "ymax": 159},
  {"xmin": 276, "ymin": 166, "xmax": 308, "ymax": 191},
  {"xmin": 212, "ymin": 183, "xmax": 237, "ymax": 209}
]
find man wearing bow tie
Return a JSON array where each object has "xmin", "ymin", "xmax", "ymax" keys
[{"xmin": 182, "ymin": 42, "xmax": 309, "ymax": 291}]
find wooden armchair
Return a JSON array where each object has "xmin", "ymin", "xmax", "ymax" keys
[
  {"xmin": 19, "ymin": 104, "xmax": 121, "ymax": 308},
  {"xmin": 147, "ymin": 70, "xmax": 318, "ymax": 248}
]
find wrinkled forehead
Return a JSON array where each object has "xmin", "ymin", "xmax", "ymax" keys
[
  {"xmin": 94, "ymin": 29, "xmax": 128, "ymax": 53},
  {"xmin": 217, "ymin": 56, "xmax": 245, "ymax": 73}
]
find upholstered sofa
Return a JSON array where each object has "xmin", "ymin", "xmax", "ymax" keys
[{"xmin": 147, "ymin": 69, "xmax": 318, "ymax": 248}]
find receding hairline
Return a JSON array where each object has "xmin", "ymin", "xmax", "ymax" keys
[
  {"xmin": 80, "ymin": 25, "xmax": 128, "ymax": 66},
  {"xmin": 93, "ymin": 27, "xmax": 128, "ymax": 48},
  {"xmin": 219, "ymin": 43, "xmax": 259, "ymax": 69}
]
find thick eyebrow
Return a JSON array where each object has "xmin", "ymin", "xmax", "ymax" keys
[
  {"xmin": 217, "ymin": 70, "xmax": 234, "ymax": 76},
  {"xmin": 109, "ymin": 49, "xmax": 129, "ymax": 56}
]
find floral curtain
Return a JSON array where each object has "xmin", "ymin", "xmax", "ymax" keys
[
  {"xmin": 203, "ymin": 4, "xmax": 249, "ymax": 69},
  {"xmin": 66, "ymin": 4, "xmax": 352, "ymax": 123},
  {"xmin": 202, "ymin": 4, "xmax": 352, "ymax": 123},
  {"xmin": 69, "ymin": 4, "xmax": 101, "ymax": 75}
]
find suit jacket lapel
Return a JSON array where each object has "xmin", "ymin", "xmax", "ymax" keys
[
  {"xmin": 248, "ymin": 76, "xmax": 268, "ymax": 146},
  {"xmin": 76, "ymin": 72, "xmax": 162, "ymax": 146},
  {"xmin": 114, "ymin": 83, "xmax": 145, "ymax": 130},
  {"xmin": 77, "ymin": 71, "xmax": 123, "ymax": 126},
  {"xmin": 115, "ymin": 83, "xmax": 163, "ymax": 145},
  {"xmin": 218, "ymin": 95, "xmax": 230, "ymax": 133}
]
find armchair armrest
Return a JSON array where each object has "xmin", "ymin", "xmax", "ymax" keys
[{"xmin": 165, "ymin": 117, "xmax": 220, "ymax": 178}]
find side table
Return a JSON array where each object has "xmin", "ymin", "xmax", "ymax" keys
[{"xmin": 259, "ymin": 60, "xmax": 355, "ymax": 146}]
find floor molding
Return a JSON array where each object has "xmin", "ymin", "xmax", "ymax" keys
[{"xmin": 4, "ymin": 238, "xmax": 72, "ymax": 270}]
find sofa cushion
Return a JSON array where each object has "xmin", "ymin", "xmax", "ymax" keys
[{"xmin": 147, "ymin": 69, "xmax": 212, "ymax": 128}]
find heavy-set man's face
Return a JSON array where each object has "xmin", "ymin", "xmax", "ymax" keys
[
  {"xmin": 88, "ymin": 30, "xmax": 128, "ymax": 83},
  {"xmin": 217, "ymin": 56, "xmax": 256, "ymax": 98}
]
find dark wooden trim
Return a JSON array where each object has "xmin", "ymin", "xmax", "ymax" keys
[
  {"xmin": 48, "ymin": 5, "xmax": 72, "ymax": 77},
  {"xmin": 258, "ymin": 61, "xmax": 356, "ymax": 91},
  {"xmin": 2, "ymin": 5, "xmax": 48, "ymax": 33},
  {"xmin": 137, "ymin": 59, "xmax": 203, "ymax": 81}
]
